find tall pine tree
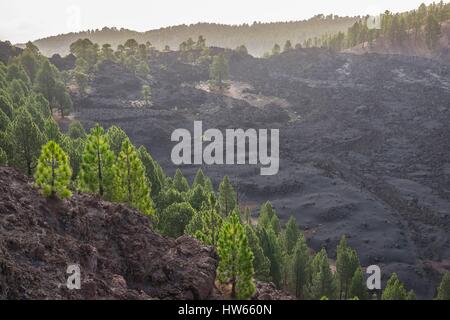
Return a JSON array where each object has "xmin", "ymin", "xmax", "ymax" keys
[
  {"xmin": 113, "ymin": 139, "xmax": 154, "ymax": 215},
  {"xmin": 290, "ymin": 234, "xmax": 311, "ymax": 299},
  {"xmin": 308, "ymin": 248, "xmax": 336, "ymax": 300},
  {"xmin": 34, "ymin": 141, "xmax": 72, "ymax": 198},
  {"xmin": 218, "ymin": 175, "xmax": 237, "ymax": 216},
  {"xmin": 217, "ymin": 209, "xmax": 255, "ymax": 299},
  {"xmin": 78, "ymin": 124, "xmax": 115, "ymax": 199}
]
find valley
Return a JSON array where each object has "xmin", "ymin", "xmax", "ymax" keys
[{"xmin": 68, "ymin": 47, "xmax": 450, "ymax": 298}]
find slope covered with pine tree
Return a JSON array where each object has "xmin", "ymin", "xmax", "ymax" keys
[{"xmin": 21, "ymin": 16, "xmax": 357, "ymax": 57}]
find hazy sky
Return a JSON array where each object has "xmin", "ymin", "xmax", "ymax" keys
[{"xmin": 0, "ymin": 0, "xmax": 438, "ymax": 43}]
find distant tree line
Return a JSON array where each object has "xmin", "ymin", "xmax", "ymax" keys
[{"xmin": 295, "ymin": 1, "xmax": 448, "ymax": 52}]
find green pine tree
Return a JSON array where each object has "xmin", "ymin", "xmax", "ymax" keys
[
  {"xmin": 141, "ymin": 84, "xmax": 152, "ymax": 106},
  {"xmin": 258, "ymin": 201, "xmax": 276, "ymax": 229},
  {"xmin": 185, "ymin": 195, "xmax": 223, "ymax": 246},
  {"xmin": 270, "ymin": 214, "xmax": 281, "ymax": 235},
  {"xmin": 245, "ymin": 224, "xmax": 271, "ymax": 282},
  {"xmin": 193, "ymin": 168, "xmax": 206, "ymax": 188},
  {"xmin": 113, "ymin": 139, "xmax": 154, "ymax": 215},
  {"xmin": 68, "ymin": 120, "xmax": 86, "ymax": 139},
  {"xmin": 336, "ymin": 235, "xmax": 360, "ymax": 299},
  {"xmin": 381, "ymin": 273, "xmax": 408, "ymax": 300},
  {"xmin": 60, "ymin": 134, "xmax": 84, "ymax": 180},
  {"xmin": 155, "ymin": 187, "xmax": 185, "ymax": 212},
  {"xmin": 6, "ymin": 107, "xmax": 44, "ymax": 175},
  {"xmin": 290, "ymin": 234, "xmax": 311, "ymax": 299},
  {"xmin": 35, "ymin": 60, "xmax": 57, "ymax": 104},
  {"xmin": 138, "ymin": 145, "xmax": 164, "ymax": 198},
  {"xmin": 44, "ymin": 117, "xmax": 62, "ymax": 143},
  {"xmin": 436, "ymin": 272, "xmax": 450, "ymax": 300},
  {"xmin": 258, "ymin": 226, "xmax": 283, "ymax": 287},
  {"xmin": 106, "ymin": 125, "xmax": 129, "ymax": 156},
  {"xmin": 308, "ymin": 248, "xmax": 336, "ymax": 300},
  {"xmin": 189, "ymin": 184, "xmax": 209, "ymax": 211},
  {"xmin": 158, "ymin": 202, "xmax": 195, "ymax": 238},
  {"xmin": 34, "ymin": 141, "xmax": 72, "ymax": 198},
  {"xmin": 348, "ymin": 267, "xmax": 367, "ymax": 300},
  {"xmin": 217, "ymin": 210, "xmax": 255, "ymax": 299},
  {"xmin": 209, "ymin": 54, "xmax": 229, "ymax": 91},
  {"xmin": 173, "ymin": 168, "xmax": 190, "ymax": 193},
  {"xmin": 283, "ymin": 216, "xmax": 300, "ymax": 255},
  {"xmin": 78, "ymin": 124, "xmax": 115, "ymax": 198},
  {"xmin": 218, "ymin": 175, "xmax": 237, "ymax": 216}
]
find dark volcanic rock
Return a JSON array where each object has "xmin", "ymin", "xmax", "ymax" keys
[
  {"xmin": 0, "ymin": 167, "xmax": 218, "ymax": 300},
  {"xmin": 252, "ymin": 282, "xmax": 296, "ymax": 300}
]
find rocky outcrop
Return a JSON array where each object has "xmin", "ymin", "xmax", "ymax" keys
[
  {"xmin": 0, "ymin": 167, "xmax": 294, "ymax": 300},
  {"xmin": 252, "ymin": 282, "xmax": 296, "ymax": 300},
  {"xmin": 0, "ymin": 167, "xmax": 218, "ymax": 300}
]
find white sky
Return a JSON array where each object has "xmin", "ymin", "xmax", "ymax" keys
[{"xmin": 0, "ymin": 0, "xmax": 439, "ymax": 43}]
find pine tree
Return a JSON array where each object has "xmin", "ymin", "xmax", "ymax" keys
[
  {"xmin": 6, "ymin": 107, "xmax": 44, "ymax": 175},
  {"xmin": 425, "ymin": 14, "xmax": 441, "ymax": 50},
  {"xmin": 348, "ymin": 267, "xmax": 367, "ymax": 300},
  {"xmin": 204, "ymin": 176, "xmax": 214, "ymax": 193},
  {"xmin": 308, "ymin": 248, "xmax": 336, "ymax": 300},
  {"xmin": 34, "ymin": 141, "xmax": 72, "ymax": 198},
  {"xmin": 113, "ymin": 139, "xmax": 154, "ymax": 215},
  {"xmin": 141, "ymin": 84, "xmax": 152, "ymax": 106},
  {"xmin": 193, "ymin": 168, "xmax": 206, "ymax": 188},
  {"xmin": 245, "ymin": 224, "xmax": 271, "ymax": 281},
  {"xmin": 44, "ymin": 117, "xmax": 62, "ymax": 143},
  {"xmin": 60, "ymin": 134, "xmax": 84, "ymax": 180},
  {"xmin": 138, "ymin": 145, "xmax": 164, "ymax": 198},
  {"xmin": 186, "ymin": 195, "xmax": 223, "ymax": 246},
  {"xmin": 436, "ymin": 272, "xmax": 450, "ymax": 300},
  {"xmin": 283, "ymin": 40, "xmax": 293, "ymax": 52},
  {"xmin": 173, "ymin": 168, "xmax": 189, "ymax": 193},
  {"xmin": 158, "ymin": 202, "xmax": 195, "ymax": 238},
  {"xmin": 106, "ymin": 125, "xmax": 129, "ymax": 156},
  {"xmin": 381, "ymin": 273, "xmax": 408, "ymax": 300},
  {"xmin": 258, "ymin": 201, "xmax": 276, "ymax": 229},
  {"xmin": 68, "ymin": 120, "xmax": 86, "ymax": 139},
  {"xmin": 258, "ymin": 226, "xmax": 283, "ymax": 287},
  {"xmin": 270, "ymin": 214, "xmax": 281, "ymax": 235},
  {"xmin": 336, "ymin": 235, "xmax": 359, "ymax": 299},
  {"xmin": 78, "ymin": 124, "xmax": 115, "ymax": 198},
  {"xmin": 35, "ymin": 60, "xmax": 56, "ymax": 104},
  {"xmin": 291, "ymin": 234, "xmax": 311, "ymax": 299},
  {"xmin": 284, "ymin": 216, "xmax": 299, "ymax": 255},
  {"xmin": 217, "ymin": 210, "xmax": 255, "ymax": 299},
  {"xmin": 189, "ymin": 184, "xmax": 208, "ymax": 211},
  {"xmin": 218, "ymin": 175, "xmax": 237, "ymax": 216},
  {"xmin": 209, "ymin": 54, "xmax": 229, "ymax": 90}
]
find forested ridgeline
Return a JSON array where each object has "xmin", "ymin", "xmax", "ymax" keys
[
  {"xmin": 1, "ymin": 36, "xmax": 450, "ymax": 300},
  {"xmin": 298, "ymin": 1, "xmax": 450, "ymax": 53},
  {"xmin": 25, "ymin": 16, "xmax": 357, "ymax": 57}
]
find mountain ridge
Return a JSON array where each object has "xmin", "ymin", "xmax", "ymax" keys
[{"xmin": 17, "ymin": 17, "xmax": 358, "ymax": 57}]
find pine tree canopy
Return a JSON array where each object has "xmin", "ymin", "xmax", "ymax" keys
[{"xmin": 34, "ymin": 140, "xmax": 72, "ymax": 199}]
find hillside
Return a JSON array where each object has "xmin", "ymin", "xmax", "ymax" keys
[
  {"xmin": 0, "ymin": 166, "xmax": 293, "ymax": 300},
  {"xmin": 22, "ymin": 17, "xmax": 357, "ymax": 57},
  {"xmin": 346, "ymin": 21, "xmax": 450, "ymax": 59},
  {"xmin": 65, "ymin": 46, "xmax": 450, "ymax": 298}
]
